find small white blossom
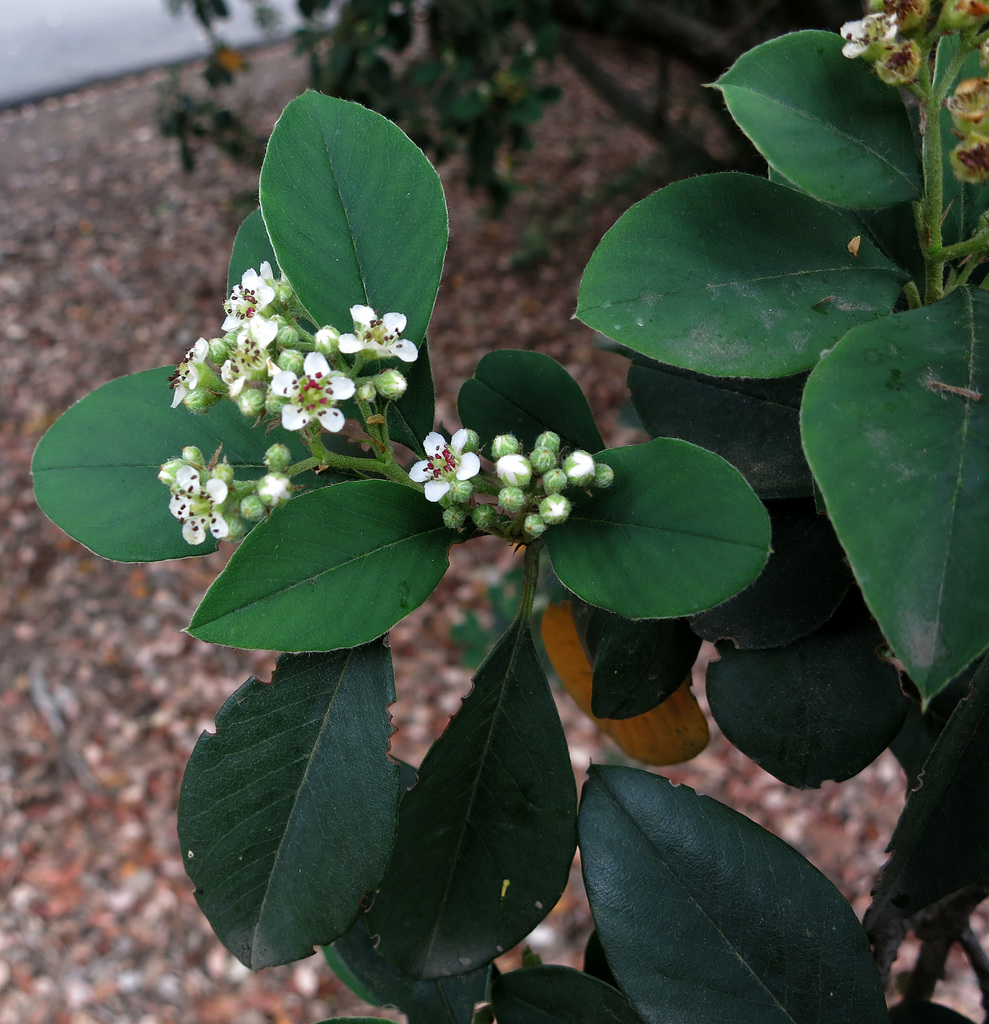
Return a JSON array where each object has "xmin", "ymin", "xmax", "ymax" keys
[
  {"xmin": 258, "ymin": 473, "xmax": 293, "ymax": 507},
  {"xmin": 337, "ymin": 305, "xmax": 418, "ymax": 363},
  {"xmin": 270, "ymin": 351, "xmax": 356, "ymax": 432},
  {"xmin": 170, "ymin": 337, "xmax": 210, "ymax": 408},
  {"xmin": 840, "ymin": 13, "xmax": 897, "ymax": 59},
  {"xmin": 221, "ymin": 316, "xmax": 279, "ymax": 398},
  {"xmin": 166, "ymin": 465, "xmax": 231, "ymax": 545},
  {"xmin": 409, "ymin": 429, "xmax": 481, "ymax": 502},
  {"xmin": 496, "ymin": 453, "xmax": 533, "ymax": 488},
  {"xmin": 222, "ymin": 262, "xmax": 277, "ymax": 331},
  {"xmin": 563, "ymin": 450, "xmax": 596, "ymax": 486}
]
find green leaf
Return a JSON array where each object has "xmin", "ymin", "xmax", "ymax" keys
[
  {"xmin": 258, "ymin": 93, "xmax": 448, "ymax": 342},
  {"xmin": 576, "ymin": 173, "xmax": 908, "ymax": 377},
  {"xmin": 368, "ymin": 618, "xmax": 577, "ymax": 979},
  {"xmin": 715, "ymin": 31, "xmax": 920, "ymax": 208},
  {"xmin": 311, "ymin": 1019, "xmax": 397, "ymax": 1023},
  {"xmin": 458, "ymin": 350, "xmax": 603, "ymax": 455},
  {"xmin": 690, "ymin": 499, "xmax": 852, "ymax": 650},
  {"xmin": 31, "ymin": 367, "xmax": 315, "ymax": 562},
  {"xmin": 228, "ymin": 208, "xmax": 280, "ymax": 294},
  {"xmin": 188, "ymin": 480, "xmax": 450, "ymax": 651},
  {"xmin": 492, "ymin": 965, "xmax": 645, "ymax": 1024},
  {"xmin": 570, "ymin": 600, "xmax": 701, "ymax": 719},
  {"xmin": 801, "ymin": 288, "xmax": 989, "ymax": 700},
  {"xmin": 543, "ymin": 439, "xmax": 771, "ymax": 620},
  {"xmin": 386, "ymin": 339, "xmax": 435, "ymax": 455},
  {"xmin": 627, "ymin": 358, "xmax": 813, "ymax": 499},
  {"xmin": 866, "ymin": 658, "xmax": 989, "ymax": 928},
  {"xmin": 177, "ymin": 646, "xmax": 401, "ymax": 969},
  {"xmin": 888, "ymin": 1002, "xmax": 977, "ymax": 1023},
  {"xmin": 325, "ymin": 916, "xmax": 490, "ymax": 1024},
  {"xmin": 580, "ymin": 765, "xmax": 888, "ymax": 1024},
  {"xmin": 706, "ymin": 593, "xmax": 907, "ymax": 787}
]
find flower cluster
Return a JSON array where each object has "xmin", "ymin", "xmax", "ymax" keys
[
  {"xmin": 169, "ymin": 266, "xmax": 416, "ymax": 434},
  {"xmin": 839, "ymin": 7, "xmax": 921, "ymax": 86},
  {"xmin": 159, "ymin": 444, "xmax": 295, "ymax": 546},
  {"xmin": 409, "ymin": 428, "xmax": 613, "ymax": 538}
]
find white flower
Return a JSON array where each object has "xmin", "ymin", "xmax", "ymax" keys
[
  {"xmin": 221, "ymin": 316, "xmax": 279, "ymax": 398},
  {"xmin": 496, "ymin": 453, "xmax": 532, "ymax": 488},
  {"xmin": 222, "ymin": 261, "xmax": 277, "ymax": 331},
  {"xmin": 170, "ymin": 337, "xmax": 211, "ymax": 408},
  {"xmin": 409, "ymin": 429, "xmax": 481, "ymax": 502},
  {"xmin": 563, "ymin": 450, "xmax": 596, "ymax": 486},
  {"xmin": 166, "ymin": 467, "xmax": 230, "ymax": 545},
  {"xmin": 840, "ymin": 13, "xmax": 897, "ymax": 59},
  {"xmin": 258, "ymin": 472, "xmax": 293, "ymax": 506},
  {"xmin": 270, "ymin": 351, "xmax": 356, "ymax": 432},
  {"xmin": 337, "ymin": 304, "xmax": 418, "ymax": 363}
]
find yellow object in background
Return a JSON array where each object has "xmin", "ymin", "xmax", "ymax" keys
[{"xmin": 541, "ymin": 602, "xmax": 709, "ymax": 766}]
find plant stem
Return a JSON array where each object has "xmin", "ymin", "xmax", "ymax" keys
[
  {"xmin": 916, "ymin": 55, "xmax": 947, "ymax": 304},
  {"xmin": 517, "ymin": 541, "xmax": 541, "ymax": 622}
]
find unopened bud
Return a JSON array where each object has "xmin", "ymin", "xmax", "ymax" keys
[
  {"xmin": 264, "ymin": 443, "xmax": 292, "ymax": 472},
  {"xmin": 237, "ymin": 387, "xmax": 267, "ymax": 418},
  {"xmin": 499, "ymin": 486, "xmax": 527, "ymax": 514},
  {"xmin": 472, "ymin": 504, "xmax": 498, "ymax": 529},
  {"xmin": 223, "ymin": 516, "xmax": 248, "ymax": 541},
  {"xmin": 315, "ymin": 326, "xmax": 340, "ymax": 355},
  {"xmin": 496, "ymin": 454, "xmax": 533, "ymax": 488},
  {"xmin": 206, "ymin": 336, "xmax": 232, "ymax": 363},
  {"xmin": 443, "ymin": 506, "xmax": 467, "ymax": 531},
  {"xmin": 211, "ymin": 462, "xmax": 234, "ymax": 486},
  {"xmin": 181, "ymin": 446, "xmax": 205, "ymax": 466},
  {"xmin": 357, "ymin": 381, "xmax": 378, "ymax": 403},
  {"xmin": 491, "ymin": 433, "xmax": 521, "ymax": 458},
  {"xmin": 182, "ymin": 388, "xmax": 222, "ymax": 413},
  {"xmin": 258, "ymin": 472, "xmax": 293, "ymax": 507},
  {"xmin": 373, "ymin": 369, "xmax": 407, "ymax": 401},
  {"xmin": 529, "ymin": 446, "xmax": 557, "ymax": 474},
  {"xmin": 459, "ymin": 428, "xmax": 481, "ymax": 453},
  {"xmin": 276, "ymin": 349, "xmax": 305, "ymax": 374},
  {"xmin": 158, "ymin": 458, "xmax": 186, "ymax": 485},
  {"xmin": 448, "ymin": 479, "xmax": 475, "ymax": 503},
  {"xmin": 539, "ymin": 494, "xmax": 571, "ymax": 524},
  {"xmin": 542, "ymin": 468, "xmax": 568, "ymax": 494},
  {"xmin": 535, "ymin": 431, "xmax": 560, "ymax": 455},
  {"xmin": 266, "ymin": 391, "xmax": 288, "ymax": 417},
  {"xmin": 593, "ymin": 463, "xmax": 614, "ymax": 488},
  {"xmin": 563, "ymin": 450, "xmax": 596, "ymax": 486},
  {"xmin": 524, "ymin": 513, "xmax": 547, "ymax": 537},
  {"xmin": 240, "ymin": 494, "xmax": 266, "ymax": 521},
  {"xmin": 275, "ymin": 322, "xmax": 301, "ymax": 348}
]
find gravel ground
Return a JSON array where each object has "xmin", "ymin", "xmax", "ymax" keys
[{"xmin": 2, "ymin": 36, "xmax": 985, "ymax": 1024}]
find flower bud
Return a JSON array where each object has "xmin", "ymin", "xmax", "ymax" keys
[
  {"xmin": 593, "ymin": 462, "xmax": 614, "ymax": 488},
  {"xmin": 240, "ymin": 494, "xmax": 266, "ymax": 521},
  {"xmin": 264, "ymin": 443, "xmax": 292, "ymax": 472},
  {"xmin": 158, "ymin": 458, "xmax": 186, "ymax": 486},
  {"xmin": 182, "ymin": 387, "xmax": 223, "ymax": 413},
  {"xmin": 448, "ymin": 478, "xmax": 475, "ymax": 503},
  {"xmin": 524, "ymin": 513, "xmax": 547, "ymax": 537},
  {"xmin": 211, "ymin": 462, "xmax": 235, "ymax": 487},
  {"xmin": 373, "ymin": 369, "xmax": 407, "ymax": 401},
  {"xmin": 443, "ymin": 506, "xmax": 467, "ymax": 531},
  {"xmin": 534, "ymin": 431, "xmax": 560, "ymax": 455},
  {"xmin": 275, "ymin": 322, "xmax": 301, "ymax": 349},
  {"xmin": 951, "ymin": 133, "xmax": 989, "ymax": 183},
  {"xmin": 539, "ymin": 494, "xmax": 571, "ymax": 524},
  {"xmin": 499, "ymin": 486, "xmax": 527, "ymax": 514},
  {"xmin": 274, "ymin": 279, "xmax": 295, "ymax": 305},
  {"xmin": 315, "ymin": 326, "xmax": 340, "ymax": 355},
  {"xmin": 542, "ymin": 467, "xmax": 568, "ymax": 494},
  {"xmin": 874, "ymin": 40, "xmax": 921, "ymax": 86},
  {"xmin": 237, "ymin": 387, "xmax": 267, "ymax": 418},
  {"xmin": 563, "ymin": 450, "xmax": 596, "ymax": 486},
  {"xmin": 223, "ymin": 516, "xmax": 248, "ymax": 541},
  {"xmin": 206, "ymin": 336, "xmax": 232, "ymax": 363},
  {"xmin": 496, "ymin": 454, "xmax": 533, "ymax": 488},
  {"xmin": 277, "ymin": 349, "xmax": 305, "ymax": 374},
  {"xmin": 258, "ymin": 472, "xmax": 293, "ymax": 507},
  {"xmin": 491, "ymin": 433, "xmax": 521, "ymax": 458},
  {"xmin": 181, "ymin": 446, "xmax": 205, "ymax": 467},
  {"xmin": 529, "ymin": 446, "xmax": 557, "ymax": 474},
  {"xmin": 357, "ymin": 381, "xmax": 378, "ymax": 403},
  {"xmin": 458, "ymin": 429, "xmax": 481, "ymax": 453},
  {"xmin": 265, "ymin": 391, "xmax": 288, "ymax": 416},
  {"xmin": 472, "ymin": 504, "xmax": 498, "ymax": 529}
]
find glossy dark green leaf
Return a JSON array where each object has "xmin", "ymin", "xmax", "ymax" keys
[
  {"xmin": 492, "ymin": 965, "xmax": 644, "ymax": 1024},
  {"xmin": 580, "ymin": 765, "xmax": 887, "ymax": 1024},
  {"xmin": 802, "ymin": 288, "xmax": 989, "ymax": 700},
  {"xmin": 177, "ymin": 646, "xmax": 401, "ymax": 969},
  {"xmin": 324, "ymin": 916, "xmax": 490, "ymax": 1024},
  {"xmin": 188, "ymin": 481, "xmax": 450, "ymax": 651},
  {"xmin": 227, "ymin": 208, "xmax": 280, "ymax": 294},
  {"xmin": 457, "ymin": 350, "xmax": 603, "ymax": 455},
  {"xmin": 258, "ymin": 93, "xmax": 447, "ymax": 341},
  {"xmin": 543, "ymin": 439, "xmax": 771, "ymax": 620},
  {"xmin": 866, "ymin": 658, "xmax": 989, "ymax": 928},
  {"xmin": 576, "ymin": 173, "xmax": 908, "ymax": 377},
  {"xmin": 31, "ymin": 367, "xmax": 313, "ymax": 562},
  {"xmin": 690, "ymin": 500, "xmax": 852, "ymax": 650},
  {"xmin": 627, "ymin": 358, "xmax": 812, "ymax": 499},
  {"xmin": 386, "ymin": 339, "xmax": 434, "ymax": 455},
  {"xmin": 888, "ymin": 1002, "xmax": 976, "ymax": 1023},
  {"xmin": 571, "ymin": 601, "xmax": 701, "ymax": 719},
  {"xmin": 716, "ymin": 31, "xmax": 920, "ymax": 208},
  {"xmin": 707, "ymin": 594, "xmax": 907, "ymax": 787},
  {"xmin": 368, "ymin": 618, "xmax": 577, "ymax": 979},
  {"xmin": 311, "ymin": 1018, "xmax": 396, "ymax": 1023}
]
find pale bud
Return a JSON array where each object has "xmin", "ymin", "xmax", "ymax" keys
[
  {"xmin": 211, "ymin": 462, "xmax": 235, "ymax": 486},
  {"xmin": 593, "ymin": 463, "xmax": 615, "ymax": 488},
  {"xmin": 529, "ymin": 446, "xmax": 557, "ymax": 474},
  {"xmin": 448, "ymin": 478, "xmax": 475, "ymax": 503},
  {"xmin": 237, "ymin": 387, "xmax": 267, "ymax": 418},
  {"xmin": 563, "ymin": 450, "xmax": 596, "ymax": 486},
  {"xmin": 181, "ymin": 446, "xmax": 205, "ymax": 466},
  {"xmin": 443, "ymin": 506, "xmax": 467, "ymax": 531},
  {"xmin": 496, "ymin": 454, "xmax": 533, "ymax": 488},
  {"xmin": 499, "ymin": 486, "xmax": 527, "ymax": 513},
  {"xmin": 542, "ymin": 468, "xmax": 568, "ymax": 494},
  {"xmin": 534, "ymin": 431, "xmax": 560, "ymax": 455},
  {"xmin": 315, "ymin": 326, "xmax": 340, "ymax": 355},
  {"xmin": 491, "ymin": 434, "xmax": 521, "ymax": 458},
  {"xmin": 373, "ymin": 369, "xmax": 407, "ymax": 400},
  {"xmin": 182, "ymin": 388, "xmax": 222, "ymax": 413},
  {"xmin": 524, "ymin": 513, "xmax": 547, "ymax": 537},
  {"xmin": 158, "ymin": 458, "xmax": 186, "ymax": 486},
  {"xmin": 472, "ymin": 504, "xmax": 498, "ymax": 529},
  {"xmin": 264, "ymin": 443, "xmax": 292, "ymax": 472},
  {"xmin": 240, "ymin": 494, "xmax": 266, "ymax": 521},
  {"xmin": 275, "ymin": 322, "xmax": 301, "ymax": 349},
  {"xmin": 277, "ymin": 349, "xmax": 305, "ymax": 374},
  {"xmin": 539, "ymin": 494, "xmax": 571, "ymax": 524},
  {"xmin": 357, "ymin": 381, "xmax": 378, "ymax": 403}
]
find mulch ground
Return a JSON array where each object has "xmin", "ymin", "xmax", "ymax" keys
[{"xmin": 2, "ymin": 35, "xmax": 985, "ymax": 1024}]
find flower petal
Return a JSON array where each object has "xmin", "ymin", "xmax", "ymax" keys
[
  {"xmin": 423, "ymin": 431, "xmax": 446, "ymax": 455},
  {"xmin": 281, "ymin": 405, "xmax": 310, "ymax": 431},
  {"xmin": 390, "ymin": 340, "xmax": 418, "ymax": 363},
  {"xmin": 451, "ymin": 428, "xmax": 469, "ymax": 453},
  {"xmin": 327, "ymin": 375, "xmax": 357, "ymax": 400},
  {"xmin": 409, "ymin": 459, "xmax": 431, "ymax": 483},
  {"xmin": 381, "ymin": 311, "xmax": 407, "ymax": 336},
  {"xmin": 205, "ymin": 477, "xmax": 229, "ymax": 504},
  {"xmin": 317, "ymin": 406, "xmax": 346, "ymax": 432},
  {"xmin": 424, "ymin": 479, "xmax": 451, "ymax": 502},
  {"xmin": 303, "ymin": 351, "xmax": 332, "ymax": 377},
  {"xmin": 337, "ymin": 333, "xmax": 362, "ymax": 354},
  {"xmin": 271, "ymin": 370, "xmax": 299, "ymax": 397},
  {"xmin": 350, "ymin": 304, "xmax": 376, "ymax": 327},
  {"xmin": 458, "ymin": 452, "xmax": 481, "ymax": 480}
]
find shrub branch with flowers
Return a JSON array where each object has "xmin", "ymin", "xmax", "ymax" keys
[{"xmin": 30, "ymin": 2, "xmax": 989, "ymax": 1020}]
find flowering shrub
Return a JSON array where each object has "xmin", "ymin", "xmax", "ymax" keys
[{"xmin": 30, "ymin": 3, "xmax": 989, "ymax": 1020}]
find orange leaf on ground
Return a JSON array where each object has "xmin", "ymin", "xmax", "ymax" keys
[{"xmin": 541, "ymin": 601, "xmax": 709, "ymax": 765}]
